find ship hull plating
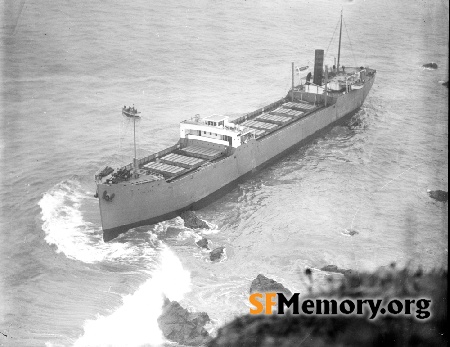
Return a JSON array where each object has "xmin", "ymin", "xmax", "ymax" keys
[{"xmin": 99, "ymin": 75, "xmax": 375, "ymax": 241}]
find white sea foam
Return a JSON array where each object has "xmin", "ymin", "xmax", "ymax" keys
[
  {"xmin": 200, "ymin": 222, "xmax": 221, "ymax": 235},
  {"xmin": 152, "ymin": 216, "xmax": 220, "ymax": 241},
  {"xmin": 39, "ymin": 180, "xmax": 157, "ymax": 263},
  {"xmin": 74, "ymin": 245, "xmax": 191, "ymax": 347}
]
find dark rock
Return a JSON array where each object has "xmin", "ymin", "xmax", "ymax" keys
[
  {"xmin": 349, "ymin": 117, "xmax": 362, "ymax": 128},
  {"xmin": 208, "ymin": 268, "xmax": 448, "ymax": 347},
  {"xmin": 165, "ymin": 226, "xmax": 183, "ymax": 238},
  {"xmin": 180, "ymin": 211, "xmax": 210, "ymax": 229},
  {"xmin": 321, "ymin": 265, "xmax": 353, "ymax": 276},
  {"xmin": 249, "ymin": 274, "xmax": 292, "ymax": 296},
  {"xmin": 342, "ymin": 228, "xmax": 359, "ymax": 236},
  {"xmin": 423, "ymin": 62, "xmax": 438, "ymax": 69},
  {"xmin": 442, "ymin": 81, "xmax": 448, "ymax": 87},
  {"xmin": 428, "ymin": 189, "xmax": 448, "ymax": 202},
  {"xmin": 196, "ymin": 237, "xmax": 209, "ymax": 249},
  {"xmin": 158, "ymin": 298, "xmax": 211, "ymax": 346},
  {"xmin": 210, "ymin": 247, "xmax": 225, "ymax": 261}
]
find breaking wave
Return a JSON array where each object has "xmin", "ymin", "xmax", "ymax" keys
[
  {"xmin": 74, "ymin": 245, "xmax": 191, "ymax": 347},
  {"xmin": 39, "ymin": 179, "xmax": 158, "ymax": 263}
]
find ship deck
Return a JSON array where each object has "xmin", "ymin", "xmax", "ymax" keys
[
  {"xmin": 232, "ymin": 97, "xmax": 322, "ymax": 140},
  {"xmin": 99, "ymin": 84, "xmax": 361, "ymax": 185}
]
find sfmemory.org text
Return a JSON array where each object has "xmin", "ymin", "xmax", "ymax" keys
[{"xmin": 249, "ymin": 293, "xmax": 432, "ymax": 320}]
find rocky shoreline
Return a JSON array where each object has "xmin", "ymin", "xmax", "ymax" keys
[
  {"xmin": 157, "ymin": 268, "xmax": 447, "ymax": 346},
  {"xmin": 161, "ymin": 212, "xmax": 447, "ymax": 346},
  {"xmin": 157, "ymin": 298, "xmax": 211, "ymax": 346},
  {"xmin": 208, "ymin": 267, "xmax": 447, "ymax": 346}
]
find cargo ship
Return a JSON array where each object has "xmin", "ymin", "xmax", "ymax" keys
[{"xmin": 95, "ymin": 15, "xmax": 376, "ymax": 242}]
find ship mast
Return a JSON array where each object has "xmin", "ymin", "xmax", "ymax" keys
[
  {"xmin": 337, "ymin": 9, "xmax": 343, "ymax": 73},
  {"xmin": 291, "ymin": 62, "xmax": 295, "ymax": 102},
  {"xmin": 133, "ymin": 107, "xmax": 138, "ymax": 178}
]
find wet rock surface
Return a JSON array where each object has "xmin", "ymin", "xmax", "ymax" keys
[
  {"xmin": 158, "ymin": 298, "xmax": 211, "ymax": 346},
  {"xmin": 342, "ymin": 228, "xmax": 359, "ymax": 236},
  {"xmin": 321, "ymin": 265, "xmax": 353, "ymax": 276},
  {"xmin": 249, "ymin": 274, "xmax": 292, "ymax": 296},
  {"xmin": 423, "ymin": 62, "xmax": 438, "ymax": 69},
  {"xmin": 180, "ymin": 211, "xmax": 210, "ymax": 229},
  {"xmin": 196, "ymin": 237, "xmax": 209, "ymax": 249},
  {"xmin": 164, "ymin": 226, "xmax": 183, "ymax": 238},
  {"xmin": 210, "ymin": 247, "xmax": 225, "ymax": 261},
  {"xmin": 427, "ymin": 189, "xmax": 448, "ymax": 202}
]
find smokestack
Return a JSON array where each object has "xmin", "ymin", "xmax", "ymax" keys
[{"xmin": 313, "ymin": 49, "xmax": 324, "ymax": 86}]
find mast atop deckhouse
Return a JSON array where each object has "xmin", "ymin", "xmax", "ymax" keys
[
  {"xmin": 337, "ymin": 9, "xmax": 343, "ymax": 72},
  {"xmin": 133, "ymin": 112, "xmax": 138, "ymax": 178}
]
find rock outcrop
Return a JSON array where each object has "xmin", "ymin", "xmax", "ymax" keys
[
  {"xmin": 210, "ymin": 247, "xmax": 225, "ymax": 261},
  {"xmin": 427, "ymin": 189, "xmax": 448, "ymax": 202},
  {"xmin": 158, "ymin": 298, "xmax": 211, "ymax": 346},
  {"xmin": 196, "ymin": 237, "xmax": 209, "ymax": 249},
  {"xmin": 320, "ymin": 265, "xmax": 353, "ymax": 276},
  {"xmin": 249, "ymin": 274, "xmax": 292, "ymax": 296},
  {"xmin": 423, "ymin": 62, "xmax": 438, "ymax": 69},
  {"xmin": 164, "ymin": 226, "xmax": 183, "ymax": 238},
  {"xmin": 209, "ymin": 268, "xmax": 447, "ymax": 347},
  {"xmin": 180, "ymin": 211, "xmax": 210, "ymax": 229},
  {"xmin": 342, "ymin": 228, "xmax": 359, "ymax": 236}
]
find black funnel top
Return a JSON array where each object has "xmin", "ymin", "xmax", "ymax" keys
[{"xmin": 313, "ymin": 49, "xmax": 324, "ymax": 86}]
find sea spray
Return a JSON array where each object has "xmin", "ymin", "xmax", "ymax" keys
[
  {"xmin": 39, "ymin": 179, "xmax": 157, "ymax": 263},
  {"xmin": 74, "ymin": 245, "xmax": 191, "ymax": 347}
]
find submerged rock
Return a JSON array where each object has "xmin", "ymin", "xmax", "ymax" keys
[
  {"xmin": 165, "ymin": 226, "xmax": 183, "ymax": 238},
  {"xmin": 249, "ymin": 274, "xmax": 292, "ymax": 296},
  {"xmin": 423, "ymin": 62, "xmax": 438, "ymax": 69},
  {"xmin": 321, "ymin": 265, "xmax": 353, "ymax": 276},
  {"xmin": 349, "ymin": 117, "xmax": 363, "ymax": 128},
  {"xmin": 180, "ymin": 211, "xmax": 210, "ymax": 229},
  {"xmin": 158, "ymin": 298, "xmax": 211, "ymax": 346},
  {"xmin": 342, "ymin": 228, "xmax": 359, "ymax": 236},
  {"xmin": 442, "ymin": 81, "xmax": 448, "ymax": 87},
  {"xmin": 427, "ymin": 189, "xmax": 448, "ymax": 202},
  {"xmin": 210, "ymin": 247, "xmax": 225, "ymax": 261},
  {"xmin": 196, "ymin": 237, "xmax": 209, "ymax": 249}
]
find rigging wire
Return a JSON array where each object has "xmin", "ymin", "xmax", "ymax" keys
[
  {"xmin": 343, "ymin": 18, "xmax": 357, "ymax": 67},
  {"xmin": 114, "ymin": 115, "xmax": 126, "ymax": 169},
  {"xmin": 325, "ymin": 18, "xmax": 341, "ymax": 58}
]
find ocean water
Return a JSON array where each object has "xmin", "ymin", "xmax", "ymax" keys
[{"xmin": 1, "ymin": 0, "xmax": 448, "ymax": 346}]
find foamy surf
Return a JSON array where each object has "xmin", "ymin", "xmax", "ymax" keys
[
  {"xmin": 74, "ymin": 245, "xmax": 191, "ymax": 347},
  {"xmin": 39, "ymin": 179, "xmax": 158, "ymax": 263},
  {"xmin": 153, "ymin": 216, "xmax": 220, "ymax": 241}
]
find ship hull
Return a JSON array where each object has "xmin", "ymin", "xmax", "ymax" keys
[{"xmin": 99, "ymin": 75, "xmax": 375, "ymax": 241}]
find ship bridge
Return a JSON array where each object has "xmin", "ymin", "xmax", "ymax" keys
[{"xmin": 180, "ymin": 114, "xmax": 254, "ymax": 148}]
